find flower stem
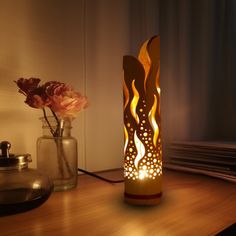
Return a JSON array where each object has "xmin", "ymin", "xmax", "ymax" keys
[
  {"xmin": 42, "ymin": 110, "xmax": 73, "ymax": 181},
  {"xmin": 43, "ymin": 108, "xmax": 55, "ymax": 135},
  {"xmin": 55, "ymin": 138, "xmax": 73, "ymax": 179},
  {"xmin": 55, "ymin": 138, "xmax": 65, "ymax": 178},
  {"xmin": 61, "ymin": 142, "xmax": 74, "ymax": 177},
  {"xmin": 50, "ymin": 108, "xmax": 62, "ymax": 137}
]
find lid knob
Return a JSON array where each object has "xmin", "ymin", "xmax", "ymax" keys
[{"xmin": 0, "ymin": 141, "xmax": 11, "ymax": 158}]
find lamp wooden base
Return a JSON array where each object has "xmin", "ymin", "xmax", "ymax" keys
[
  {"xmin": 124, "ymin": 177, "xmax": 162, "ymax": 206},
  {"xmin": 124, "ymin": 192, "xmax": 162, "ymax": 206}
]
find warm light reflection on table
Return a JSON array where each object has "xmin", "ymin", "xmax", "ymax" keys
[{"xmin": 0, "ymin": 170, "xmax": 235, "ymax": 236}]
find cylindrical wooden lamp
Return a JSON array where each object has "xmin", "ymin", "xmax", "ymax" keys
[{"xmin": 123, "ymin": 36, "xmax": 162, "ymax": 205}]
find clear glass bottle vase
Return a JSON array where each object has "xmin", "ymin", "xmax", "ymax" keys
[{"xmin": 37, "ymin": 117, "xmax": 78, "ymax": 191}]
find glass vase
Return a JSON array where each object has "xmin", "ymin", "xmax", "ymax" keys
[{"xmin": 37, "ymin": 117, "xmax": 78, "ymax": 191}]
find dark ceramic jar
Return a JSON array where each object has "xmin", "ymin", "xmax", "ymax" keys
[{"xmin": 0, "ymin": 141, "xmax": 53, "ymax": 215}]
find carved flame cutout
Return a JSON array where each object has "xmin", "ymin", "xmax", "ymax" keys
[
  {"xmin": 123, "ymin": 36, "xmax": 162, "ymax": 180},
  {"xmin": 134, "ymin": 131, "xmax": 145, "ymax": 169},
  {"xmin": 138, "ymin": 40, "xmax": 151, "ymax": 92},
  {"xmin": 124, "ymin": 125, "xmax": 128, "ymax": 154},
  {"xmin": 130, "ymin": 80, "xmax": 140, "ymax": 124},
  {"xmin": 123, "ymin": 77, "xmax": 129, "ymax": 110},
  {"xmin": 148, "ymin": 94, "xmax": 159, "ymax": 147}
]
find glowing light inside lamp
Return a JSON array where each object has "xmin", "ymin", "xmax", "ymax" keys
[
  {"xmin": 124, "ymin": 109, "xmax": 162, "ymax": 181},
  {"xmin": 123, "ymin": 83, "xmax": 162, "ymax": 180}
]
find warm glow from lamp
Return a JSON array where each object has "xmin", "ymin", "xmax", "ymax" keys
[{"xmin": 123, "ymin": 36, "xmax": 162, "ymax": 205}]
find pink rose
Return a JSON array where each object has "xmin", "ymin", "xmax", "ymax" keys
[
  {"xmin": 14, "ymin": 78, "xmax": 41, "ymax": 96},
  {"xmin": 45, "ymin": 81, "xmax": 88, "ymax": 119},
  {"xmin": 15, "ymin": 78, "xmax": 50, "ymax": 109},
  {"xmin": 15, "ymin": 78, "xmax": 88, "ymax": 119},
  {"xmin": 25, "ymin": 87, "xmax": 51, "ymax": 109}
]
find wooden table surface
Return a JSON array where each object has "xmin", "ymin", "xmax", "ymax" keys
[{"xmin": 0, "ymin": 169, "xmax": 235, "ymax": 236}]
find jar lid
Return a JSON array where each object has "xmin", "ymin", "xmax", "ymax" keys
[{"xmin": 0, "ymin": 141, "xmax": 31, "ymax": 167}]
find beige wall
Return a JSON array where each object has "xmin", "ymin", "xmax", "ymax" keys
[
  {"xmin": 0, "ymin": 0, "xmax": 129, "ymax": 171},
  {"xmin": 85, "ymin": 0, "xmax": 129, "ymax": 170}
]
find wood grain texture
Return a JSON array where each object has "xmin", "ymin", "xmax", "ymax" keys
[{"xmin": 0, "ymin": 169, "xmax": 235, "ymax": 236}]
